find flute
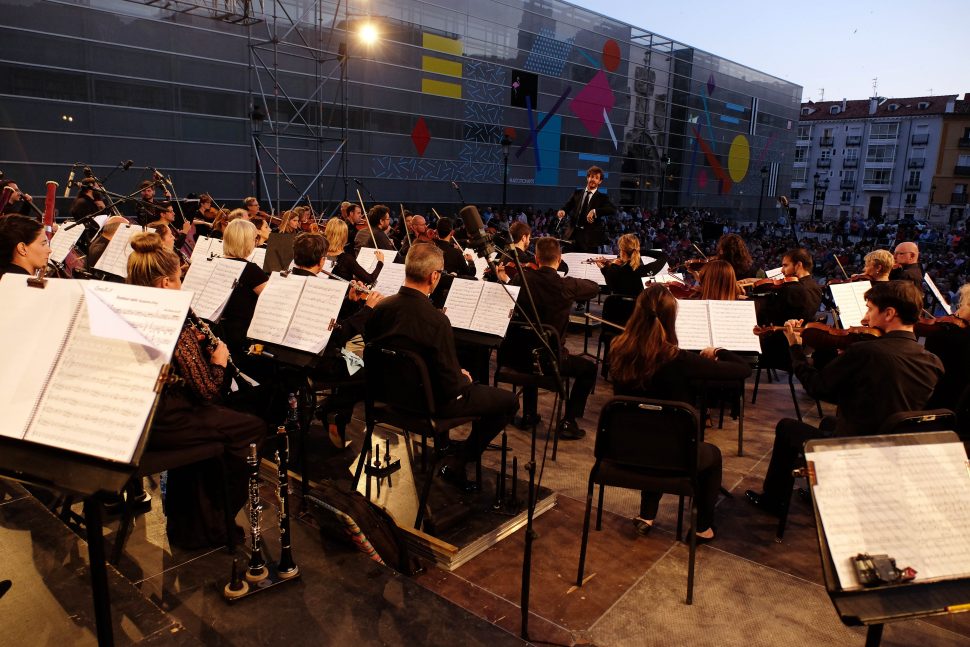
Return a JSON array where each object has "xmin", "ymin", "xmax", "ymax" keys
[{"xmin": 245, "ymin": 443, "xmax": 269, "ymax": 583}]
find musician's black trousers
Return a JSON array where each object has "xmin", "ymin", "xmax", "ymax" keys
[
  {"xmin": 761, "ymin": 416, "xmax": 837, "ymax": 505},
  {"xmin": 639, "ymin": 442, "xmax": 722, "ymax": 531},
  {"xmin": 522, "ymin": 355, "xmax": 596, "ymax": 422},
  {"xmin": 437, "ymin": 384, "xmax": 518, "ymax": 464}
]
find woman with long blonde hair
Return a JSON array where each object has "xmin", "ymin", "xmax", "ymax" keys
[
  {"xmin": 595, "ymin": 233, "xmax": 668, "ymax": 296},
  {"xmin": 324, "ymin": 217, "xmax": 384, "ymax": 284}
]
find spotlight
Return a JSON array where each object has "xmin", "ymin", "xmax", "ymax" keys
[{"xmin": 359, "ymin": 23, "xmax": 378, "ymax": 45}]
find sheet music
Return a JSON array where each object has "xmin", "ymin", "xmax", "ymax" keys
[
  {"xmin": 464, "ymin": 248, "xmax": 488, "ymax": 279},
  {"xmin": 282, "ymin": 278, "xmax": 348, "ymax": 354},
  {"xmin": 180, "ymin": 257, "xmax": 245, "ymax": 321},
  {"xmin": 707, "ymin": 300, "xmax": 761, "ymax": 352},
  {"xmin": 246, "ymin": 272, "xmax": 305, "ymax": 344},
  {"xmin": 673, "ymin": 299, "xmax": 713, "ymax": 349},
  {"xmin": 0, "ymin": 277, "xmax": 80, "ymax": 439},
  {"xmin": 829, "ymin": 281, "xmax": 871, "ymax": 328},
  {"xmin": 190, "ymin": 236, "xmax": 217, "ymax": 263},
  {"xmin": 442, "ymin": 278, "xmax": 480, "ymax": 330},
  {"xmin": 356, "ymin": 247, "xmax": 391, "ymax": 274},
  {"xmin": 48, "ymin": 225, "xmax": 86, "ymax": 264},
  {"xmin": 371, "ymin": 261, "xmax": 406, "ymax": 297},
  {"xmin": 924, "ymin": 274, "xmax": 953, "ymax": 315},
  {"xmin": 765, "ymin": 266, "xmax": 784, "ymax": 279},
  {"xmin": 81, "ymin": 281, "xmax": 192, "ymax": 357},
  {"xmin": 809, "ymin": 441, "xmax": 970, "ymax": 590},
  {"xmin": 561, "ymin": 252, "xmax": 610, "ymax": 285},
  {"xmin": 472, "ymin": 283, "xmax": 520, "ymax": 337},
  {"xmin": 93, "ymin": 224, "xmax": 136, "ymax": 277},
  {"xmin": 248, "ymin": 246, "xmax": 266, "ymax": 267}
]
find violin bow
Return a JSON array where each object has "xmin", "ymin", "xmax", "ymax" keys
[
  {"xmin": 399, "ymin": 203, "xmax": 410, "ymax": 247},
  {"xmin": 356, "ymin": 188, "xmax": 379, "ymax": 249},
  {"xmin": 833, "ymin": 254, "xmax": 850, "ymax": 280}
]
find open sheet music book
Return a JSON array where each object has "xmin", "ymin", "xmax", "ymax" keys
[
  {"xmin": 93, "ymin": 223, "xmax": 137, "ymax": 277},
  {"xmin": 191, "ymin": 236, "xmax": 266, "ymax": 267},
  {"xmin": 464, "ymin": 248, "xmax": 489, "ymax": 279},
  {"xmin": 829, "ymin": 281, "xmax": 871, "ymax": 328},
  {"xmin": 443, "ymin": 280, "xmax": 520, "ymax": 337},
  {"xmin": 247, "ymin": 271, "xmax": 349, "ymax": 354},
  {"xmin": 179, "ymin": 257, "xmax": 246, "ymax": 322},
  {"xmin": 0, "ymin": 275, "xmax": 191, "ymax": 463},
  {"xmin": 807, "ymin": 435, "xmax": 970, "ymax": 591},
  {"xmin": 370, "ymin": 261, "xmax": 407, "ymax": 297},
  {"xmin": 561, "ymin": 252, "xmax": 665, "ymax": 286},
  {"xmin": 48, "ymin": 224, "xmax": 87, "ymax": 264},
  {"xmin": 674, "ymin": 299, "xmax": 761, "ymax": 352}
]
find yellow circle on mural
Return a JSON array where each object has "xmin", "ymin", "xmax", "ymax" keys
[{"xmin": 727, "ymin": 135, "xmax": 750, "ymax": 183}]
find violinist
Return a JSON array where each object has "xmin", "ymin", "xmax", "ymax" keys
[
  {"xmin": 595, "ymin": 234, "xmax": 667, "ymax": 297},
  {"xmin": 889, "ymin": 241, "xmax": 923, "ymax": 287},
  {"xmin": 354, "ymin": 204, "xmax": 396, "ymax": 254},
  {"xmin": 251, "ymin": 216, "xmax": 271, "ymax": 247},
  {"xmin": 0, "ymin": 214, "xmax": 50, "ymax": 277},
  {"xmin": 716, "ymin": 233, "xmax": 763, "ymax": 281},
  {"xmin": 395, "ymin": 214, "xmax": 433, "ymax": 262},
  {"xmin": 243, "ymin": 196, "xmax": 264, "ymax": 220},
  {"xmin": 262, "ymin": 211, "xmax": 300, "ymax": 273},
  {"xmin": 433, "ymin": 218, "xmax": 476, "ymax": 277},
  {"xmin": 922, "ymin": 283, "xmax": 970, "ymax": 412},
  {"xmin": 494, "ymin": 222, "xmax": 536, "ymax": 281},
  {"xmin": 745, "ymin": 281, "xmax": 943, "ymax": 516},
  {"xmin": 751, "ymin": 248, "xmax": 822, "ymax": 326},
  {"xmin": 124, "ymin": 231, "xmax": 265, "ymax": 548},
  {"xmin": 853, "ymin": 249, "xmax": 893, "ymax": 282},
  {"xmin": 191, "ymin": 193, "xmax": 216, "ymax": 237},
  {"xmin": 696, "ymin": 259, "xmax": 741, "ymax": 301},
  {"xmin": 135, "ymin": 179, "xmax": 168, "ymax": 225},
  {"xmin": 324, "ymin": 218, "xmax": 383, "ymax": 284}
]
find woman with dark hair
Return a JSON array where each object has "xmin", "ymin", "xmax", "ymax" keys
[
  {"xmin": 0, "ymin": 214, "xmax": 50, "ymax": 277},
  {"xmin": 609, "ymin": 284, "xmax": 751, "ymax": 541},
  {"xmin": 126, "ymin": 231, "xmax": 265, "ymax": 548},
  {"xmin": 716, "ymin": 233, "xmax": 763, "ymax": 281},
  {"xmin": 696, "ymin": 259, "xmax": 741, "ymax": 301}
]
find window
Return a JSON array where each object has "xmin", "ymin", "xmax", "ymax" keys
[
  {"xmin": 841, "ymin": 191, "xmax": 852, "ymax": 203},
  {"xmin": 864, "ymin": 168, "xmax": 893, "ymax": 185},
  {"xmin": 905, "ymin": 193, "xmax": 917, "ymax": 205},
  {"xmin": 791, "ymin": 189, "xmax": 801, "ymax": 200},
  {"xmin": 794, "ymin": 146, "xmax": 808, "ymax": 163},
  {"xmin": 870, "ymin": 122, "xmax": 899, "ymax": 140},
  {"xmin": 908, "ymin": 170, "xmax": 921, "ymax": 185},
  {"xmin": 845, "ymin": 148, "xmax": 860, "ymax": 161},
  {"xmin": 866, "ymin": 144, "xmax": 896, "ymax": 163},
  {"xmin": 797, "ymin": 124, "xmax": 812, "ymax": 139},
  {"xmin": 820, "ymin": 148, "xmax": 832, "ymax": 160},
  {"xmin": 792, "ymin": 167, "xmax": 807, "ymax": 182},
  {"xmin": 843, "ymin": 170, "xmax": 857, "ymax": 182},
  {"xmin": 918, "ymin": 102, "xmax": 930, "ymax": 109},
  {"xmin": 830, "ymin": 105, "xmax": 840, "ymax": 115},
  {"xmin": 958, "ymin": 154, "xmax": 970, "ymax": 166}
]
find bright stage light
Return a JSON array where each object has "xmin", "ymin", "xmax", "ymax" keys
[{"xmin": 359, "ymin": 23, "xmax": 378, "ymax": 45}]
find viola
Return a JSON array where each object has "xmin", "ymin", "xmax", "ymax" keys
[
  {"xmin": 753, "ymin": 322, "xmax": 882, "ymax": 350},
  {"xmin": 746, "ymin": 276, "xmax": 800, "ymax": 293},
  {"xmin": 914, "ymin": 315, "xmax": 969, "ymax": 337}
]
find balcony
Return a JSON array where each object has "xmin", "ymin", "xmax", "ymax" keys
[
  {"xmin": 816, "ymin": 158, "xmax": 832, "ymax": 168},
  {"xmin": 819, "ymin": 136, "xmax": 835, "ymax": 146},
  {"xmin": 862, "ymin": 182, "xmax": 891, "ymax": 191},
  {"xmin": 843, "ymin": 158, "xmax": 858, "ymax": 168},
  {"xmin": 952, "ymin": 193, "xmax": 968, "ymax": 205},
  {"xmin": 845, "ymin": 135, "xmax": 862, "ymax": 146},
  {"xmin": 910, "ymin": 134, "xmax": 929, "ymax": 145},
  {"xmin": 908, "ymin": 158, "xmax": 925, "ymax": 168},
  {"xmin": 955, "ymin": 165, "xmax": 970, "ymax": 177},
  {"xmin": 905, "ymin": 180, "xmax": 921, "ymax": 191},
  {"xmin": 958, "ymin": 137, "xmax": 970, "ymax": 148},
  {"xmin": 840, "ymin": 179, "xmax": 856, "ymax": 189}
]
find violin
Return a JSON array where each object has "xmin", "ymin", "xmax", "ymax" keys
[
  {"xmin": 914, "ymin": 315, "xmax": 968, "ymax": 337},
  {"xmin": 745, "ymin": 276, "xmax": 800, "ymax": 293},
  {"xmin": 753, "ymin": 322, "xmax": 882, "ymax": 350},
  {"xmin": 257, "ymin": 210, "xmax": 283, "ymax": 227},
  {"xmin": 827, "ymin": 274, "xmax": 875, "ymax": 286},
  {"xmin": 298, "ymin": 211, "xmax": 320, "ymax": 233}
]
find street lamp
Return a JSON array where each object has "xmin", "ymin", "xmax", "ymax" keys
[
  {"xmin": 757, "ymin": 165, "xmax": 768, "ymax": 228},
  {"xmin": 811, "ymin": 172, "xmax": 821, "ymax": 222},
  {"xmin": 658, "ymin": 153, "xmax": 670, "ymax": 216},
  {"xmin": 500, "ymin": 133, "xmax": 511, "ymax": 213}
]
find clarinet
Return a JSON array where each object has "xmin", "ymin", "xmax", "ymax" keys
[
  {"xmin": 245, "ymin": 443, "xmax": 268, "ymax": 582},
  {"xmin": 185, "ymin": 309, "xmax": 254, "ymax": 388},
  {"xmin": 275, "ymin": 422, "xmax": 299, "ymax": 579}
]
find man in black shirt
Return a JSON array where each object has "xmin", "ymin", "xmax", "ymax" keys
[
  {"xmin": 746, "ymin": 281, "xmax": 944, "ymax": 514},
  {"xmin": 353, "ymin": 204, "xmax": 396, "ymax": 254},
  {"xmin": 888, "ymin": 241, "xmax": 923, "ymax": 287},
  {"xmin": 433, "ymin": 218, "xmax": 476, "ymax": 277},
  {"xmin": 557, "ymin": 166, "xmax": 615, "ymax": 253},
  {"xmin": 752, "ymin": 248, "xmax": 823, "ymax": 326}
]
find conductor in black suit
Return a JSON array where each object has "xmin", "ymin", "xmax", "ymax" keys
[{"xmin": 557, "ymin": 166, "xmax": 615, "ymax": 253}]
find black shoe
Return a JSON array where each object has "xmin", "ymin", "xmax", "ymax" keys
[
  {"xmin": 632, "ymin": 517, "xmax": 653, "ymax": 536},
  {"xmin": 683, "ymin": 526, "xmax": 716, "ymax": 545},
  {"xmin": 514, "ymin": 413, "xmax": 541, "ymax": 430},
  {"xmin": 438, "ymin": 464, "xmax": 480, "ymax": 493},
  {"xmin": 557, "ymin": 419, "xmax": 586, "ymax": 440},
  {"xmin": 744, "ymin": 490, "xmax": 783, "ymax": 517}
]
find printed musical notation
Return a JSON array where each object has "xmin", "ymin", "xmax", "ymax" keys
[
  {"xmin": 248, "ymin": 272, "xmax": 348, "ymax": 354},
  {"xmin": 48, "ymin": 224, "xmax": 86, "ymax": 264},
  {"xmin": 93, "ymin": 224, "xmax": 136, "ymax": 277},
  {"xmin": 829, "ymin": 281, "xmax": 871, "ymax": 329},
  {"xmin": 674, "ymin": 299, "xmax": 760, "ymax": 352},
  {"xmin": 443, "ymin": 280, "xmax": 520, "ymax": 337},
  {"xmin": 181, "ymin": 258, "xmax": 246, "ymax": 322}
]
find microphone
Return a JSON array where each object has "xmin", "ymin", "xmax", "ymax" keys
[
  {"xmin": 283, "ymin": 177, "xmax": 298, "ymax": 189},
  {"xmin": 64, "ymin": 164, "xmax": 77, "ymax": 198},
  {"xmin": 122, "ymin": 160, "xmax": 133, "ymax": 171},
  {"xmin": 451, "ymin": 181, "xmax": 460, "ymax": 191},
  {"xmin": 460, "ymin": 205, "xmax": 495, "ymax": 259}
]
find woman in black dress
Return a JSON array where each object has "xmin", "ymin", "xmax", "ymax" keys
[
  {"xmin": 595, "ymin": 234, "xmax": 667, "ymax": 296},
  {"xmin": 324, "ymin": 217, "xmax": 384, "ymax": 284}
]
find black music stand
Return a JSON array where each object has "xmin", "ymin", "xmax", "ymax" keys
[{"xmin": 806, "ymin": 431, "xmax": 970, "ymax": 647}]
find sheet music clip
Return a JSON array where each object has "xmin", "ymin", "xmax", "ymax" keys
[
  {"xmin": 279, "ymin": 269, "xmax": 290, "ymax": 278},
  {"xmin": 853, "ymin": 553, "xmax": 917, "ymax": 587},
  {"xmin": 154, "ymin": 363, "xmax": 184, "ymax": 393},
  {"xmin": 26, "ymin": 275, "xmax": 48, "ymax": 289},
  {"xmin": 327, "ymin": 318, "xmax": 337, "ymax": 331},
  {"xmin": 206, "ymin": 253, "xmax": 218, "ymax": 261},
  {"xmin": 508, "ymin": 308, "xmax": 514, "ymax": 319}
]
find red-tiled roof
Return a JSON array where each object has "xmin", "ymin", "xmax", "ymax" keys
[{"xmin": 799, "ymin": 95, "xmax": 958, "ymax": 120}]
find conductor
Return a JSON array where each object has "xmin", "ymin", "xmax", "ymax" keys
[{"xmin": 556, "ymin": 166, "xmax": 615, "ymax": 253}]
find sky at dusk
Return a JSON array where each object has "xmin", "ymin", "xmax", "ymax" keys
[{"xmin": 596, "ymin": 0, "xmax": 965, "ymax": 102}]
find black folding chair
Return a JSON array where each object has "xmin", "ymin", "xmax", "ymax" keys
[{"xmin": 595, "ymin": 294, "xmax": 636, "ymax": 379}]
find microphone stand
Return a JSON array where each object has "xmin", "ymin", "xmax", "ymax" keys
[
  {"xmin": 451, "ymin": 182, "xmax": 466, "ymax": 207},
  {"xmin": 354, "ymin": 179, "xmax": 378, "ymax": 205}
]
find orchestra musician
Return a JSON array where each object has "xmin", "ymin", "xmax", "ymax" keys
[
  {"xmin": 243, "ymin": 196, "xmax": 264, "ymax": 220},
  {"xmin": 745, "ymin": 280, "xmax": 944, "ymax": 516},
  {"xmin": 354, "ymin": 204, "xmax": 396, "ymax": 254},
  {"xmin": 0, "ymin": 214, "xmax": 50, "ymax": 277},
  {"xmin": 557, "ymin": 166, "xmax": 615, "ymax": 253},
  {"xmin": 696, "ymin": 260, "xmax": 741, "ymax": 301},
  {"xmin": 69, "ymin": 177, "xmax": 107, "ymax": 221},
  {"xmin": 716, "ymin": 233, "xmax": 764, "ymax": 281},
  {"xmin": 433, "ymin": 218, "xmax": 476, "ymax": 277},
  {"xmin": 497, "ymin": 238, "xmax": 598, "ymax": 439},
  {"xmin": 191, "ymin": 193, "xmax": 216, "ymax": 238},
  {"xmin": 135, "ymin": 179, "xmax": 168, "ymax": 225},
  {"xmin": 395, "ymin": 214, "xmax": 433, "ymax": 262},
  {"xmin": 263, "ymin": 211, "xmax": 301, "ymax": 273},
  {"xmin": 750, "ymin": 248, "xmax": 823, "ymax": 326},
  {"xmin": 325, "ymin": 218, "xmax": 384, "ymax": 284},
  {"xmin": 594, "ymin": 234, "xmax": 668, "ymax": 296},
  {"xmin": 852, "ymin": 249, "xmax": 894, "ymax": 282},
  {"xmin": 252, "ymin": 216, "xmax": 271, "ymax": 247},
  {"xmin": 889, "ymin": 241, "xmax": 923, "ymax": 287},
  {"xmin": 364, "ymin": 243, "xmax": 518, "ymax": 491},
  {"xmin": 610, "ymin": 284, "xmax": 752, "ymax": 541},
  {"xmin": 0, "ymin": 180, "xmax": 34, "ymax": 216},
  {"xmin": 85, "ymin": 216, "xmax": 129, "ymax": 272},
  {"xmin": 125, "ymin": 231, "xmax": 265, "ymax": 548},
  {"xmin": 218, "ymin": 219, "xmax": 269, "ymax": 362},
  {"xmin": 922, "ymin": 283, "xmax": 970, "ymax": 413},
  {"xmin": 391, "ymin": 209, "xmax": 413, "ymax": 249}
]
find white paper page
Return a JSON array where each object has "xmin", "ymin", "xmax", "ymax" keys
[
  {"xmin": 766, "ymin": 266, "xmax": 784, "ymax": 279},
  {"xmin": 370, "ymin": 261, "xmax": 406, "ymax": 297},
  {"xmin": 192, "ymin": 259, "xmax": 246, "ymax": 322},
  {"xmin": 81, "ymin": 281, "xmax": 191, "ymax": 360},
  {"xmin": 924, "ymin": 275, "xmax": 953, "ymax": 314},
  {"xmin": 94, "ymin": 224, "xmax": 136, "ymax": 277},
  {"xmin": 248, "ymin": 246, "xmax": 266, "ymax": 267},
  {"xmin": 355, "ymin": 247, "xmax": 384, "ymax": 274},
  {"xmin": 707, "ymin": 300, "xmax": 762, "ymax": 352},
  {"xmin": 471, "ymin": 283, "xmax": 520, "ymax": 337},
  {"xmin": 829, "ymin": 281, "xmax": 871, "ymax": 328},
  {"xmin": 180, "ymin": 256, "xmax": 218, "ymax": 306},
  {"xmin": 207, "ymin": 238, "xmax": 225, "ymax": 258},
  {"xmin": 282, "ymin": 278, "xmax": 348, "ymax": 353},
  {"xmin": 190, "ymin": 236, "xmax": 217, "ymax": 263},
  {"xmin": 247, "ymin": 272, "xmax": 305, "ymax": 345},
  {"xmin": 809, "ymin": 441, "xmax": 970, "ymax": 590},
  {"xmin": 464, "ymin": 248, "xmax": 488, "ymax": 279},
  {"xmin": 442, "ymin": 279, "xmax": 481, "ymax": 330},
  {"xmin": 25, "ymin": 303, "xmax": 161, "ymax": 463},
  {"xmin": 48, "ymin": 224, "xmax": 86, "ymax": 264},
  {"xmin": 673, "ymin": 299, "xmax": 713, "ymax": 350},
  {"xmin": 0, "ymin": 276, "xmax": 80, "ymax": 439}
]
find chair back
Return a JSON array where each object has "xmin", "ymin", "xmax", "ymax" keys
[
  {"xmin": 601, "ymin": 294, "xmax": 636, "ymax": 328},
  {"xmin": 496, "ymin": 322, "xmax": 562, "ymax": 375},
  {"xmin": 876, "ymin": 408, "xmax": 957, "ymax": 436},
  {"xmin": 595, "ymin": 397, "xmax": 700, "ymax": 478},
  {"xmin": 363, "ymin": 344, "xmax": 436, "ymax": 417}
]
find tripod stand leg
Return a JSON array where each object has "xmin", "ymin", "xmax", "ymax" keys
[{"xmin": 83, "ymin": 497, "xmax": 114, "ymax": 647}]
